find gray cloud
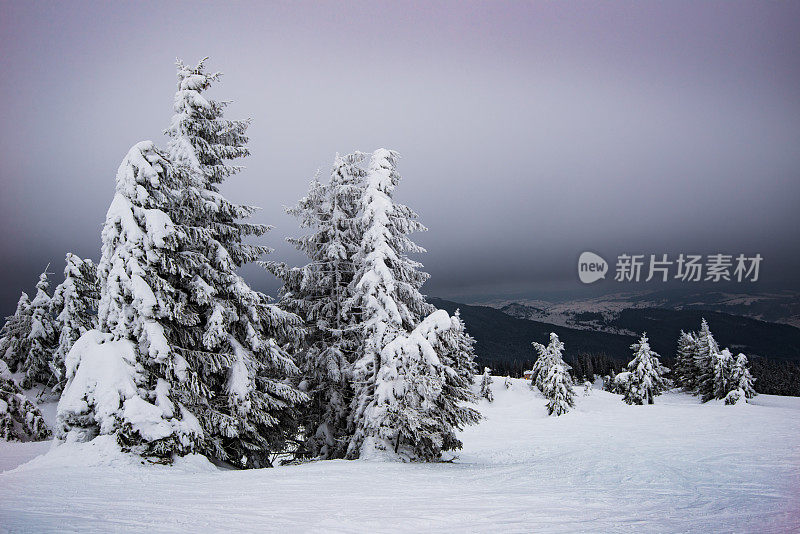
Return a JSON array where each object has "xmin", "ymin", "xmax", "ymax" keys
[{"xmin": 1, "ymin": 1, "xmax": 799, "ymax": 314}]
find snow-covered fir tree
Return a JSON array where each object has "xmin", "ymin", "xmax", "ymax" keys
[
  {"xmin": 530, "ymin": 332, "xmax": 564, "ymax": 390},
  {"xmin": 531, "ymin": 333, "xmax": 575, "ymax": 415},
  {"xmin": 344, "ymin": 149, "xmax": 476, "ymax": 460},
  {"xmin": 621, "ymin": 333, "xmax": 669, "ymax": 405},
  {"xmin": 446, "ymin": 310, "xmax": 479, "ymax": 383},
  {"xmin": 266, "ymin": 153, "xmax": 367, "ymax": 459},
  {"xmin": 479, "ymin": 367, "xmax": 494, "ymax": 402},
  {"xmin": 725, "ymin": 352, "xmax": 756, "ymax": 405},
  {"xmin": 0, "ymin": 361, "xmax": 49, "ymax": 442},
  {"xmin": 50, "ymin": 253, "xmax": 99, "ymax": 391},
  {"xmin": 361, "ymin": 311, "xmax": 478, "ymax": 460},
  {"xmin": 424, "ymin": 313, "xmax": 480, "ymax": 453},
  {"xmin": 20, "ymin": 270, "xmax": 58, "ymax": 389},
  {"xmin": 161, "ymin": 57, "xmax": 307, "ymax": 466},
  {"xmin": 673, "ymin": 330, "xmax": 698, "ymax": 391},
  {"xmin": 541, "ymin": 362, "xmax": 575, "ymax": 416},
  {"xmin": 58, "ymin": 142, "xmax": 204, "ymax": 457},
  {"xmin": 59, "ymin": 134, "xmax": 305, "ymax": 467},
  {"xmin": 694, "ymin": 318, "xmax": 720, "ymax": 402},
  {"xmin": 709, "ymin": 348, "xmax": 734, "ymax": 402},
  {"xmin": 0, "ymin": 292, "xmax": 32, "ymax": 373}
]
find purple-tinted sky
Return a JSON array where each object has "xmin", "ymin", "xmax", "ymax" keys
[{"xmin": 1, "ymin": 1, "xmax": 799, "ymax": 314}]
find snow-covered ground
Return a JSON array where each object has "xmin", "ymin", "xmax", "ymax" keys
[{"xmin": 2, "ymin": 380, "xmax": 799, "ymax": 533}]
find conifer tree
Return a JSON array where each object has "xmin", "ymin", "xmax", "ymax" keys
[
  {"xmin": 266, "ymin": 153, "xmax": 367, "ymax": 459},
  {"xmin": 674, "ymin": 330, "xmax": 698, "ymax": 390},
  {"xmin": 59, "ymin": 141, "xmax": 204, "ymax": 458},
  {"xmin": 530, "ymin": 332, "xmax": 564, "ymax": 390},
  {"xmin": 725, "ymin": 352, "xmax": 756, "ymax": 405},
  {"xmin": 1, "ymin": 361, "xmax": 49, "ymax": 441},
  {"xmin": 694, "ymin": 318, "xmax": 719, "ymax": 401},
  {"xmin": 709, "ymin": 348, "xmax": 734, "ymax": 402},
  {"xmin": 50, "ymin": 253, "xmax": 99, "ymax": 390},
  {"xmin": 360, "ymin": 310, "xmax": 477, "ymax": 460},
  {"xmin": 541, "ymin": 362, "xmax": 575, "ymax": 416},
  {"xmin": 479, "ymin": 367, "xmax": 494, "ymax": 402},
  {"xmin": 20, "ymin": 270, "xmax": 58, "ymax": 389},
  {"xmin": 0, "ymin": 292, "xmax": 32, "ymax": 373},
  {"xmin": 531, "ymin": 333, "xmax": 576, "ymax": 415},
  {"xmin": 344, "ymin": 149, "xmax": 476, "ymax": 460},
  {"xmin": 622, "ymin": 333, "xmax": 669, "ymax": 405},
  {"xmin": 161, "ymin": 57, "xmax": 307, "ymax": 466}
]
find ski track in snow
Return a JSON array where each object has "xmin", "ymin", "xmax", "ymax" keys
[{"xmin": 1, "ymin": 381, "xmax": 799, "ymax": 533}]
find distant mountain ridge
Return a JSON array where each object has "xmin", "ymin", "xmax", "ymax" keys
[
  {"xmin": 430, "ymin": 297, "xmax": 800, "ymax": 367},
  {"xmin": 479, "ymin": 289, "xmax": 800, "ymax": 329}
]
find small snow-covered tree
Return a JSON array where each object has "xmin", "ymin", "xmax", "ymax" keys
[
  {"xmin": 1, "ymin": 361, "xmax": 49, "ymax": 442},
  {"xmin": 345, "ymin": 149, "xmax": 437, "ymax": 459},
  {"xmin": 446, "ymin": 310, "xmax": 479, "ymax": 383},
  {"xmin": 479, "ymin": 367, "xmax": 494, "ymax": 402},
  {"xmin": 427, "ymin": 311, "xmax": 480, "ymax": 453},
  {"xmin": 20, "ymin": 270, "xmax": 58, "ymax": 389},
  {"xmin": 531, "ymin": 333, "xmax": 575, "ymax": 415},
  {"xmin": 694, "ymin": 318, "xmax": 720, "ymax": 401},
  {"xmin": 0, "ymin": 292, "xmax": 32, "ymax": 373},
  {"xmin": 541, "ymin": 362, "xmax": 575, "ymax": 416},
  {"xmin": 674, "ymin": 330, "xmax": 698, "ymax": 391},
  {"xmin": 358, "ymin": 311, "xmax": 478, "ymax": 461},
  {"xmin": 530, "ymin": 332, "xmax": 565, "ymax": 390},
  {"xmin": 708, "ymin": 348, "xmax": 734, "ymax": 402},
  {"xmin": 621, "ymin": 333, "xmax": 670, "ymax": 405},
  {"xmin": 725, "ymin": 352, "xmax": 756, "ymax": 405},
  {"xmin": 50, "ymin": 253, "xmax": 99, "ymax": 391},
  {"xmin": 266, "ymin": 153, "xmax": 367, "ymax": 459}
]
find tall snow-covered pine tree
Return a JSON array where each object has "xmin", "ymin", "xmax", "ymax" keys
[{"xmin": 266, "ymin": 153, "xmax": 367, "ymax": 459}]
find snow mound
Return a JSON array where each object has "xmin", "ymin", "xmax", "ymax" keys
[{"xmin": 9, "ymin": 434, "xmax": 216, "ymax": 474}]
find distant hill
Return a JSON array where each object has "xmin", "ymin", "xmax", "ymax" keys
[
  {"xmin": 429, "ymin": 297, "xmax": 635, "ymax": 366},
  {"xmin": 431, "ymin": 297, "xmax": 800, "ymax": 395},
  {"xmin": 497, "ymin": 302, "xmax": 800, "ymax": 361},
  {"xmin": 431, "ymin": 297, "xmax": 800, "ymax": 365}
]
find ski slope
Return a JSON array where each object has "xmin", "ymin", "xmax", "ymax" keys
[{"xmin": 1, "ymin": 379, "xmax": 799, "ymax": 533}]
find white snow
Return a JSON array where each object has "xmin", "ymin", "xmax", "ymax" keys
[{"xmin": 2, "ymin": 379, "xmax": 799, "ymax": 532}]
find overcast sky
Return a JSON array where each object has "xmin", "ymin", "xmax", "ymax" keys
[{"xmin": 1, "ymin": 1, "xmax": 799, "ymax": 315}]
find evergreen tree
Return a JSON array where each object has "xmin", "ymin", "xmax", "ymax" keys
[
  {"xmin": 530, "ymin": 332, "xmax": 564, "ymax": 390},
  {"xmin": 161, "ymin": 57, "xmax": 307, "ymax": 466},
  {"xmin": 674, "ymin": 330, "xmax": 698, "ymax": 391},
  {"xmin": 50, "ymin": 253, "xmax": 99, "ymax": 390},
  {"xmin": 479, "ymin": 367, "xmax": 494, "ymax": 402},
  {"xmin": 447, "ymin": 310, "xmax": 479, "ymax": 383},
  {"xmin": 20, "ymin": 270, "xmax": 58, "ymax": 389},
  {"xmin": 531, "ymin": 333, "xmax": 575, "ymax": 415},
  {"xmin": 60, "ymin": 141, "xmax": 204, "ymax": 458},
  {"xmin": 344, "ymin": 149, "xmax": 475, "ymax": 461},
  {"xmin": 622, "ymin": 333, "xmax": 670, "ymax": 405},
  {"xmin": 1, "ymin": 361, "xmax": 49, "ymax": 442},
  {"xmin": 541, "ymin": 362, "xmax": 575, "ymax": 416},
  {"xmin": 693, "ymin": 318, "xmax": 720, "ymax": 400},
  {"xmin": 725, "ymin": 352, "xmax": 756, "ymax": 405},
  {"xmin": 0, "ymin": 292, "xmax": 32, "ymax": 373},
  {"xmin": 360, "ymin": 310, "xmax": 478, "ymax": 460},
  {"xmin": 708, "ymin": 348, "xmax": 734, "ymax": 402},
  {"xmin": 266, "ymin": 153, "xmax": 367, "ymax": 459}
]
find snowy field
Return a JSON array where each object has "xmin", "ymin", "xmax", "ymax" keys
[{"xmin": 1, "ymin": 379, "xmax": 799, "ymax": 533}]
